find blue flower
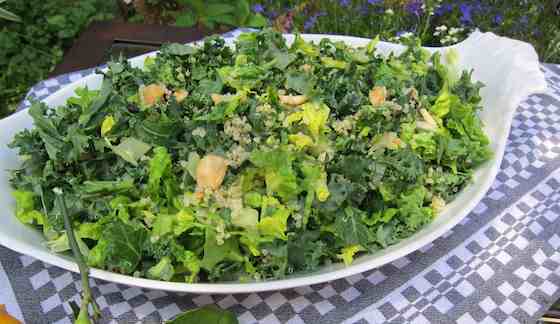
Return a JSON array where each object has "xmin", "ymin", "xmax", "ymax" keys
[
  {"xmin": 267, "ymin": 9, "xmax": 278, "ymax": 19},
  {"xmin": 434, "ymin": 4, "xmax": 452, "ymax": 16},
  {"xmin": 252, "ymin": 4, "xmax": 264, "ymax": 14},
  {"xmin": 304, "ymin": 17, "xmax": 316, "ymax": 31},
  {"xmin": 339, "ymin": 0, "xmax": 351, "ymax": 7},
  {"xmin": 367, "ymin": 0, "xmax": 382, "ymax": 4},
  {"xmin": 459, "ymin": 3, "xmax": 473, "ymax": 24},
  {"xmin": 493, "ymin": 14, "xmax": 503, "ymax": 25},
  {"xmin": 358, "ymin": 4, "xmax": 369, "ymax": 15},
  {"xmin": 405, "ymin": 0, "xmax": 423, "ymax": 17},
  {"xmin": 304, "ymin": 12, "xmax": 326, "ymax": 31}
]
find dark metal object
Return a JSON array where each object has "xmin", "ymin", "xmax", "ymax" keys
[{"xmin": 50, "ymin": 21, "xmax": 231, "ymax": 77}]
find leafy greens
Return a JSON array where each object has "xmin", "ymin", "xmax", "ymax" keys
[{"xmin": 9, "ymin": 29, "xmax": 490, "ymax": 283}]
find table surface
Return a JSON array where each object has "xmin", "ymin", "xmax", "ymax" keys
[{"xmin": 2, "ymin": 29, "xmax": 560, "ymax": 324}]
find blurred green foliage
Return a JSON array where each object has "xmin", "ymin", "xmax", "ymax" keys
[{"xmin": 0, "ymin": 0, "xmax": 115, "ymax": 118}]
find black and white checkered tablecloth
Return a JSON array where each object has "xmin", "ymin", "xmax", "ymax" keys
[{"xmin": 2, "ymin": 29, "xmax": 560, "ymax": 323}]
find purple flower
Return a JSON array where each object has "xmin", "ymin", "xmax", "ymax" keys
[
  {"xmin": 405, "ymin": 0, "xmax": 423, "ymax": 17},
  {"xmin": 367, "ymin": 0, "xmax": 382, "ymax": 4},
  {"xmin": 339, "ymin": 0, "xmax": 351, "ymax": 7},
  {"xmin": 459, "ymin": 4, "xmax": 473, "ymax": 24},
  {"xmin": 252, "ymin": 4, "xmax": 264, "ymax": 14}
]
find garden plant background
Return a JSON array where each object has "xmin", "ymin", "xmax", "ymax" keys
[{"xmin": 1, "ymin": 0, "xmax": 559, "ymax": 119}]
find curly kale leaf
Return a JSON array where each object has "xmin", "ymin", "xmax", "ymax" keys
[{"xmin": 93, "ymin": 220, "xmax": 147, "ymax": 274}]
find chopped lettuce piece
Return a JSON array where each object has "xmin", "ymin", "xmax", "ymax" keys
[
  {"xmin": 285, "ymin": 102, "xmax": 330, "ymax": 138},
  {"xmin": 111, "ymin": 137, "xmax": 152, "ymax": 166},
  {"xmin": 257, "ymin": 207, "xmax": 290, "ymax": 240},
  {"xmin": 101, "ymin": 115, "xmax": 116, "ymax": 136},
  {"xmin": 338, "ymin": 244, "xmax": 365, "ymax": 266},
  {"xmin": 288, "ymin": 133, "xmax": 314, "ymax": 150},
  {"xmin": 12, "ymin": 190, "xmax": 44, "ymax": 225},
  {"xmin": 147, "ymin": 256, "xmax": 175, "ymax": 281}
]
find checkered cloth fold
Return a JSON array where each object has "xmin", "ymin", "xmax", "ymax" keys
[{"xmin": 2, "ymin": 30, "xmax": 560, "ymax": 323}]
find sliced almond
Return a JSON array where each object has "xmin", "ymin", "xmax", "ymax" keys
[
  {"xmin": 139, "ymin": 84, "xmax": 166, "ymax": 108},
  {"xmin": 196, "ymin": 154, "xmax": 229, "ymax": 191},
  {"xmin": 279, "ymin": 94, "xmax": 308, "ymax": 107},
  {"xmin": 369, "ymin": 86, "xmax": 387, "ymax": 106}
]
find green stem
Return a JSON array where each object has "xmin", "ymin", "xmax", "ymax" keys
[
  {"xmin": 54, "ymin": 188, "xmax": 100, "ymax": 322},
  {"xmin": 420, "ymin": 1, "xmax": 435, "ymax": 43},
  {"xmin": 420, "ymin": 15, "xmax": 431, "ymax": 44}
]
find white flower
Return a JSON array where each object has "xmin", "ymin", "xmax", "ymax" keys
[
  {"xmin": 400, "ymin": 32, "xmax": 414, "ymax": 39},
  {"xmin": 449, "ymin": 27, "xmax": 463, "ymax": 35},
  {"xmin": 385, "ymin": 9, "xmax": 394, "ymax": 15}
]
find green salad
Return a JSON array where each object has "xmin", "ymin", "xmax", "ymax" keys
[{"xmin": 9, "ymin": 29, "xmax": 491, "ymax": 283}]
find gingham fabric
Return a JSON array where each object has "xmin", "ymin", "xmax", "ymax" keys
[{"xmin": 2, "ymin": 29, "xmax": 560, "ymax": 323}]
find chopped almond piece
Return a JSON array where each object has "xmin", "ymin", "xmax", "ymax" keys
[
  {"xmin": 173, "ymin": 89, "xmax": 189, "ymax": 103},
  {"xmin": 211, "ymin": 93, "xmax": 223, "ymax": 104},
  {"xmin": 194, "ymin": 191, "xmax": 204, "ymax": 201},
  {"xmin": 301, "ymin": 64, "xmax": 312, "ymax": 72},
  {"xmin": 416, "ymin": 121, "xmax": 438, "ymax": 132},
  {"xmin": 420, "ymin": 108, "xmax": 438, "ymax": 127},
  {"xmin": 374, "ymin": 132, "xmax": 403, "ymax": 150},
  {"xmin": 369, "ymin": 86, "xmax": 387, "ymax": 106},
  {"xmin": 196, "ymin": 154, "xmax": 229, "ymax": 190},
  {"xmin": 408, "ymin": 87, "xmax": 419, "ymax": 101},
  {"xmin": 139, "ymin": 84, "xmax": 166, "ymax": 107},
  {"xmin": 211, "ymin": 93, "xmax": 236, "ymax": 105},
  {"xmin": 279, "ymin": 94, "xmax": 308, "ymax": 106}
]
